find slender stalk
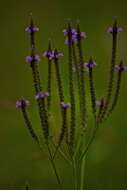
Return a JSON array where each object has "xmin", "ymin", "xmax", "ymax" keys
[
  {"xmin": 103, "ymin": 61, "xmax": 123, "ymax": 121},
  {"xmin": 21, "ymin": 107, "xmax": 39, "ymax": 144},
  {"xmin": 88, "ymin": 63, "xmax": 96, "ymax": 119},
  {"xmin": 47, "ymin": 42, "xmax": 52, "ymax": 111},
  {"xmin": 46, "ymin": 143, "xmax": 64, "ymax": 190},
  {"xmin": 79, "ymin": 122, "xmax": 98, "ymax": 162},
  {"xmin": 54, "ymin": 56, "xmax": 64, "ymax": 102},
  {"xmin": 53, "ymin": 108, "xmax": 67, "ymax": 159},
  {"xmin": 77, "ymin": 26, "xmax": 86, "ymax": 130},
  {"xmin": 100, "ymin": 21, "xmax": 118, "ymax": 122},
  {"xmin": 31, "ymin": 64, "xmax": 49, "ymax": 140},
  {"xmin": 80, "ymin": 156, "xmax": 86, "ymax": 190},
  {"xmin": 47, "ymin": 59, "xmax": 52, "ymax": 110},
  {"xmin": 67, "ymin": 24, "xmax": 76, "ymax": 155},
  {"xmin": 72, "ymin": 158, "xmax": 78, "ymax": 190},
  {"xmin": 72, "ymin": 44, "xmax": 81, "ymax": 103}
]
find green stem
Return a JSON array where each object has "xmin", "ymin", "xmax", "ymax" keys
[
  {"xmin": 51, "ymin": 139, "xmax": 72, "ymax": 165},
  {"xmin": 46, "ymin": 143, "xmax": 64, "ymax": 190},
  {"xmin": 79, "ymin": 122, "xmax": 98, "ymax": 162},
  {"xmin": 72, "ymin": 159, "xmax": 78, "ymax": 190},
  {"xmin": 80, "ymin": 156, "xmax": 86, "ymax": 190}
]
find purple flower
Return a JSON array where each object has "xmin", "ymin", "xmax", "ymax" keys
[
  {"xmin": 35, "ymin": 91, "xmax": 49, "ymax": 100},
  {"xmin": 114, "ymin": 65, "xmax": 127, "ymax": 71},
  {"xmin": 63, "ymin": 27, "xmax": 86, "ymax": 44},
  {"xmin": 107, "ymin": 21, "xmax": 123, "ymax": 34},
  {"xmin": 60, "ymin": 101, "xmax": 71, "ymax": 109},
  {"xmin": 43, "ymin": 50, "xmax": 54, "ymax": 60},
  {"xmin": 84, "ymin": 60, "xmax": 96, "ymax": 69},
  {"xmin": 25, "ymin": 26, "xmax": 39, "ymax": 33},
  {"xmin": 107, "ymin": 27, "xmax": 123, "ymax": 34},
  {"xmin": 43, "ymin": 50, "xmax": 63, "ymax": 60},
  {"xmin": 63, "ymin": 28, "xmax": 77, "ymax": 36},
  {"xmin": 75, "ymin": 31, "xmax": 86, "ymax": 41},
  {"xmin": 96, "ymin": 98, "xmax": 105, "ymax": 109},
  {"xmin": 16, "ymin": 99, "xmax": 30, "ymax": 109},
  {"xmin": 26, "ymin": 55, "xmax": 40, "ymax": 64},
  {"xmin": 53, "ymin": 50, "xmax": 63, "ymax": 59}
]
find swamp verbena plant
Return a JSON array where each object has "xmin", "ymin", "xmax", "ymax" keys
[{"xmin": 16, "ymin": 15, "xmax": 126, "ymax": 190}]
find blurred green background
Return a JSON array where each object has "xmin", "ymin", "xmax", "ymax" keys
[{"xmin": 0, "ymin": 0, "xmax": 127, "ymax": 189}]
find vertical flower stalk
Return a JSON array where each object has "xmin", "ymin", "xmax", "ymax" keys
[
  {"xmin": 64, "ymin": 24, "xmax": 76, "ymax": 155},
  {"xmin": 26, "ymin": 17, "xmax": 63, "ymax": 190},
  {"xmin": 100, "ymin": 20, "xmax": 122, "ymax": 122},
  {"xmin": 53, "ymin": 49, "xmax": 64, "ymax": 102},
  {"xmin": 53, "ymin": 102, "xmax": 71, "ymax": 158},
  {"xmin": 16, "ymin": 99, "xmax": 39, "ymax": 144},
  {"xmin": 104, "ymin": 60, "xmax": 127, "ymax": 121},
  {"xmin": 35, "ymin": 92, "xmax": 50, "ymax": 140},
  {"xmin": 96, "ymin": 98, "xmax": 105, "ymax": 123},
  {"xmin": 26, "ymin": 16, "xmax": 49, "ymax": 142},
  {"xmin": 47, "ymin": 43, "xmax": 52, "ymax": 111},
  {"xmin": 43, "ymin": 41, "xmax": 53, "ymax": 111},
  {"xmin": 85, "ymin": 58, "xmax": 97, "ymax": 119},
  {"xmin": 25, "ymin": 14, "xmax": 39, "ymax": 51},
  {"xmin": 25, "ymin": 183, "xmax": 30, "ymax": 190},
  {"xmin": 59, "ymin": 102, "xmax": 71, "ymax": 145},
  {"xmin": 72, "ymin": 44, "xmax": 81, "ymax": 94},
  {"xmin": 72, "ymin": 44, "xmax": 82, "ymax": 117},
  {"xmin": 76, "ymin": 24, "xmax": 87, "ymax": 129}
]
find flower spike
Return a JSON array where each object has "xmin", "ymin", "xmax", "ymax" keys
[
  {"xmin": 60, "ymin": 101, "xmax": 71, "ymax": 109},
  {"xmin": 26, "ymin": 55, "xmax": 40, "ymax": 64},
  {"xmin": 16, "ymin": 99, "xmax": 30, "ymax": 109},
  {"xmin": 25, "ymin": 13, "xmax": 39, "ymax": 34},
  {"xmin": 35, "ymin": 92, "xmax": 49, "ymax": 100},
  {"xmin": 107, "ymin": 20, "xmax": 123, "ymax": 34}
]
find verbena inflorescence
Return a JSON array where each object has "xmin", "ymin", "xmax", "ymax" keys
[{"xmin": 16, "ymin": 15, "xmax": 126, "ymax": 190}]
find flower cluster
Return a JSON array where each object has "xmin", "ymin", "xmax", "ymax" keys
[
  {"xmin": 63, "ymin": 27, "xmax": 86, "ymax": 44},
  {"xmin": 25, "ymin": 25, "xmax": 39, "ymax": 33},
  {"xmin": 84, "ymin": 60, "xmax": 96, "ymax": 69},
  {"xmin": 16, "ymin": 99, "xmax": 30, "ymax": 109},
  {"xmin": 114, "ymin": 64, "xmax": 127, "ymax": 72},
  {"xmin": 107, "ymin": 21, "xmax": 123, "ymax": 34},
  {"xmin": 43, "ymin": 50, "xmax": 63, "ymax": 60},
  {"xmin": 60, "ymin": 101, "xmax": 71, "ymax": 109},
  {"xmin": 26, "ymin": 55, "xmax": 40, "ymax": 64},
  {"xmin": 35, "ymin": 92, "xmax": 49, "ymax": 100}
]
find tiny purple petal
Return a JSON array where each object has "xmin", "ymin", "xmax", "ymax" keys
[
  {"xmin": 26, "ymin": 55, "xmax": 33, "ymax": 63},
  {"xmin": 80, "ymin": 32, "xmax": 86, "ymax": 38},
  {"xmin": 117, "ymin": 27, "xmax": 123, "ymax": 33},
  {"xmin": 52, "ymin": 50, "xmax": 63, "ymax": 59},
  {"xmin": 96, "ymin": 98, "xmax": 105, "ymax": 108},
  {"xmin": 72, "ymin": 29, "xmax": 77, "ymax": 35},
  {"xmin": 35, "ymin": 92, "xmax": 49, "ymax": 100},
  {"xmin": 60, "ymin": 101, "xmax": 71, "ymax": 109},
  {"xmin": 63, "ymin": 29, "xmax": 68, "ymax": 36},
  {"xmin": 57, "ymin": 52, "xmax": 64, "ymax": 58},
  {"xmin": 107, "ymin": 27, "xmax": 113, "ymax": 33}
]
